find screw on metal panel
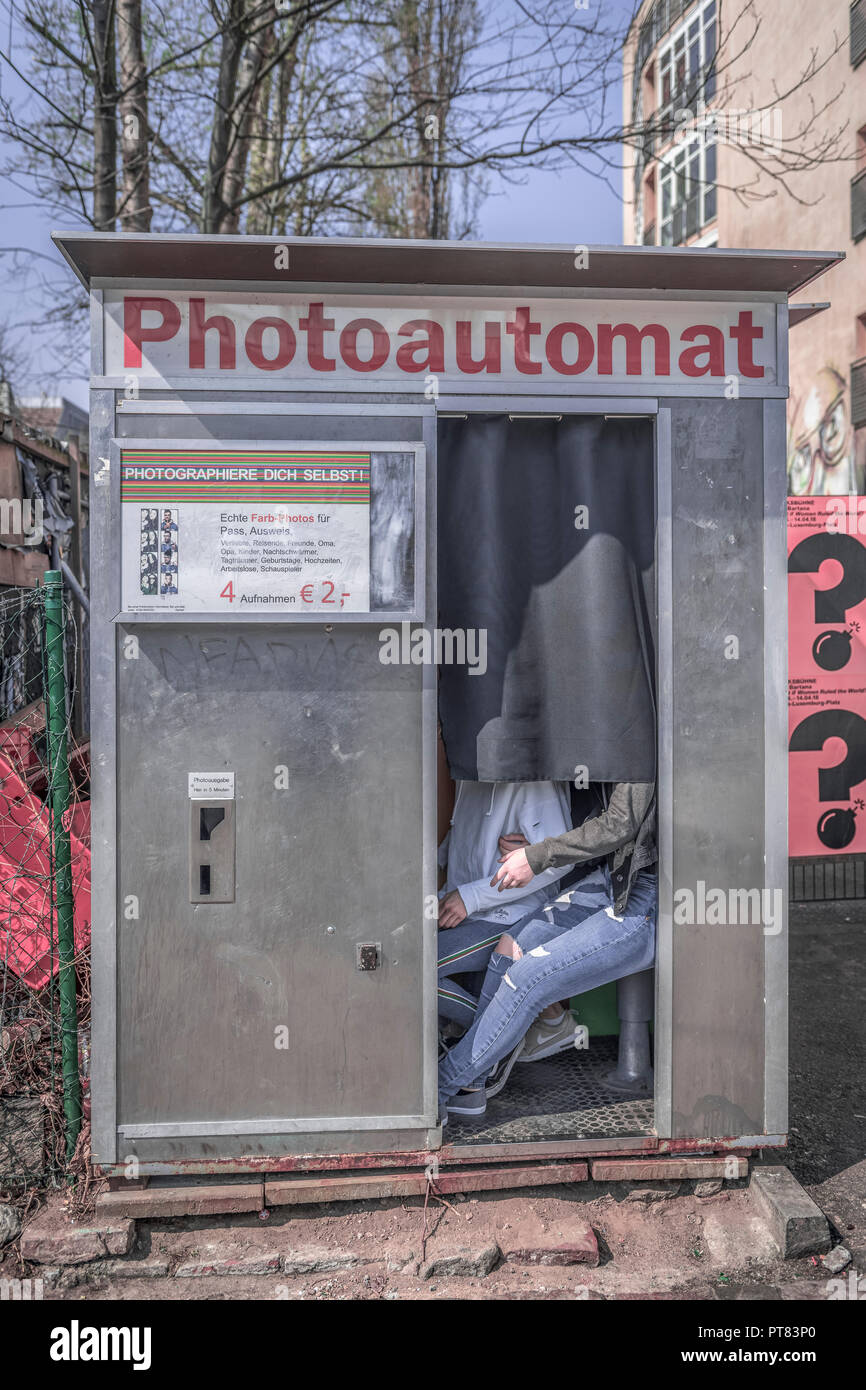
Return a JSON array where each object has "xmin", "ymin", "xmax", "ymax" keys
[{"xmin": 325, "ymin": 924, "xmax": 336, "ymax": 934}]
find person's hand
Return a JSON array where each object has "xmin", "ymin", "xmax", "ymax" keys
[
  {"xmin": 491, "ymin": 847, "xmax": 533, "ymax": 891},
  {"xmin": 438, "ymin": 890, "xmax": 468, "ymax": 928},
  {"xmin": 498, "ymin": 831, "xmax": 529, "ymax": 858}
]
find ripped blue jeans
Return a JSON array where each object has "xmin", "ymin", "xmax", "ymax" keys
[{"xmin": 438, "ymin": 868, "xmax": 657, "ymax": 1103}]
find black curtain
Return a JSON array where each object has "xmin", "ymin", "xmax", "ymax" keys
[{"xmin": 437, "ymin": 415, "xmax": 656, "ymax": 783}]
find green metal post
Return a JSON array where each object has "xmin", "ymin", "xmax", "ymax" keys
[{"xmin": 43, "ymin": 570, "xmax": 81, "ymax": 1160}]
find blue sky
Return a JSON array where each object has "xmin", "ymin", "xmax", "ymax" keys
[{"xmin": 0, "ymin": 0, "xmax": 636, "ymax": 408}]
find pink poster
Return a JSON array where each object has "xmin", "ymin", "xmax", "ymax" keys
[{"xmin": 788, "ymin": 496, "xmax": 866, "ymax": 856}]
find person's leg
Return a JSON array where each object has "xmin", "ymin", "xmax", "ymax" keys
[
  {"xmin": 436, "ymin": 978, "xmax": 479, "ymax": 1031},
  {"xmin": 437, "ymin": 917, "xmax": 503, "ymax": 1029},
  {"xmin": 512, "ymin": 865, "xmax": 612, "ymax": 1025},
  {"xmin": 441, "ymin": 870, "xmax": 613, "ymax": 1072},
  {"xmin": 452, "ymin": 880, "xmax": 602, "ymax": 1064},
  {"xmin": 439, "ymin": 872, "xmax": 657, "ymax": 1102}
]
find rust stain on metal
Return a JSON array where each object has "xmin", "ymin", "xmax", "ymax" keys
[
  {"xmin": 663, "ymin": 1137, "xmax": 760, "ymax": 1155},
  {"xmin": 93, "ymin": 1134, "xmax": 772, "ymax": 1181},
  {"xmin": 103, "ymin": 1160, "xmax": 594, "ymax": 1217}
]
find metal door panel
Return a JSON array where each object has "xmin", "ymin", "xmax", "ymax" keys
[{"xmin": 117, "ymin": 624, "xmax": 427, "ymax": 1126}]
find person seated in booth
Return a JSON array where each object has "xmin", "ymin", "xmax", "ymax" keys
[
  {"xmin": 438, "ymin": 781, "xmax": 657, "ymax": 1120},
  {"xmin": 437, "ymin": 775, "xmax": 573, "ymax": 1037}
]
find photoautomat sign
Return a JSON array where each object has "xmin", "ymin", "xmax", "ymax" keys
[
  {"xmin": 122, "ymin": 449, "xmax": 371, "ymax": 613},
  {"xmin": 104, "ymin": 291, "xmax": 778, "ymax": 387}
]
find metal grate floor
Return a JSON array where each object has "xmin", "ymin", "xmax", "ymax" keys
[{"xmin": 446, "ymin": 1036, "xmax": 655, "ymax": 1146}]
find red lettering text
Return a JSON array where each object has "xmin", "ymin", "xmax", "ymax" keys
[
  {"xmin": 597, "ymin": 323, "xmax": 670, "ymax": 376},
  {"xmin": 729, "ymin": 310, "xmax": 764, "ymax": 378},
  {"xmin": 455, "ymin": 321, "xmax": 501, "ymax": 374},
  {"xmin": 123, "ymin": 296, "xmax": 181, "ymax": 368},
  {"xmin": 244, "ymin": 317, "xmax": 296, "ymax": 370},
  {"xmin": 545, "ymin": 322, "xmax": 594, "ymax": 375},
  {"xmin": 505, "ymin": 306, "xmax": 542, "ymax": 374},
  {"xmin": 340, "ymin": 318, "xmax": 390, "ymax": 372},
  {"xmin": 299, "ymin": 302, "xmax": 336, "ymax": 371},
  {"xmin": 395, "ymin": 319, "xmax": 445, "ymax": 373},
  {"xmin": 189, "ymin": 298, "xmax": 236, "ymax": 370}
]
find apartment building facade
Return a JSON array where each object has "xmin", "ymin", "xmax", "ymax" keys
[{"xmin": 623, "ymin": 0, "xmax": 866, "ymax": 498}]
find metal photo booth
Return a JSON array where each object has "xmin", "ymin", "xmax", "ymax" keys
[{"xmin": 53, "ymin": 233, "xmax": 838, "ymax": 1190}]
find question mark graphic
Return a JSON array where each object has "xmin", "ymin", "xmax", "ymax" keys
[
  {"xmin": 789, "ymin": 709, "xmax": 866, "ymax": 849},
  {"xmin": 788, "ymin": 533, "xmax": 866, "ymax": 672}
]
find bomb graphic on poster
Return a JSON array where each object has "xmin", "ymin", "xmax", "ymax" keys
[{"xmin": 789, "ymin": 709, "xmax": 866, "ymax": 849}]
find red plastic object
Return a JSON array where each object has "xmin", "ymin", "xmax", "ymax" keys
[
  {"xmin": 0, "ymin": 757, "xmax": 91, "ymax": 989},
  {"xmin": 0, "ymin": 727, "xmax": 41, "ymax": 779}
]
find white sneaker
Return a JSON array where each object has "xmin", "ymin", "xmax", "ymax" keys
[{"xmin": 518, "ymin": 1012, "xmax": 580, "ymax": 1062}]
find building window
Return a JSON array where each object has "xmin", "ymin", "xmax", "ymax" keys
[
  {"xmin": 633, "ymin": 2, "xmax": 717, "ymax": 112},
  {"xmin": 659, "ymin": 134, "xmax": 717, "ymax": 245},
  {"xmin": 851, "ymin": 359, "xmax": 866, "ymax": 432},
  {"xmin": 853, "ymin": 161, "xmax": 866, "ymax": 244},
  {"xmin": 854, "ymin": 317, "xmax": 866, "ymax": 431},
  {"xmin": 657, "ymin": 0, "xmax": 717, "ymax": 141},
  {"xmin": 852, "ymin": 0, "xmax": 866, "ymax": 69},
  {"xmin": 642, "ymin": 169, "xmax": 657, "ymax": 246}
]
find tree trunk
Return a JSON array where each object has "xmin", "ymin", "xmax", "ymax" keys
[
  {"xmin": 246, "ymin": 24, "xmax": 297, "ymax": 236},
  {"xmin": 92, "ymin": 0, "xmax": 117, "ymax": 230},
  {"xmin": 117, "ymin": 0, "xmax": 151, "ymax": 230},
  {"xmin": 218, "ymin": 12, "xmax": 275, "ymax": 234},
  {"xmin": 201, "ymin": 0, "xmax": 248, "ymax": 234}
]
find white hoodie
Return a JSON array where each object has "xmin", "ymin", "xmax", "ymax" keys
[{"xmin": 439, "ymin": 780, "xmax": 572, "ymax": 928}]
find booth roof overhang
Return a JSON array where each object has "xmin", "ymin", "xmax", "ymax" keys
[{"xmin": 52, "ymin": 231, "xmax": 842, "ymax": 299}]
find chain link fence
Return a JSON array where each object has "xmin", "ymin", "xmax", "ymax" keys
[{"xmin": 0, "ymin": 578, "xmax": 89, "ymax": 1200}]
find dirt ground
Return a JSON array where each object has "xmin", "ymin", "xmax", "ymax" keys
[
  {"xmin": 5, "ymin": 897, "xmax": 864, "ymax": 1302},
  {"xmin": 15, "ymin": 1177, "xmax": 835, "ymax": 1302}
]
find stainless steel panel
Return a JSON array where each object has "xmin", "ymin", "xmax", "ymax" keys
[
  {"xmin": 665, "ymin": 396, "xmax": 767, "ymax": 1139},
  {"xmin": 420, "ymin": 407, "xmax": 439, "ymax": 1131},
  {"xmin": 112, "ymin": 1128, "xmax": 441, "ymax": 1164},
  {"xmin": 115, "ymin": 400, "xmax": 435, "ymax": 416},
  {"xmin": 775, "ymin": 301, "xmax": 790, "ymax": 392},
  {"xmin": 436, "ymin": 395, "xmax": 659, "ymax": 415},
  {"xmin": 114, "ymin": 413, "xmax": 433, "ymax": 440},
  {"xmin": 89, "ymin": 385, "xmax": 119, "ymax": 1166},
  {"xmin": 763, "ymin": 397, "xmax": 789, "ymax": 1135},
  {"xmin": 100, "ymin": 403, "xmax": 436, "ymax": 1156},
  {"xmin": 116, "ymin": 623, "xmax": 431, "ymax": 1128},
  {"xmin": 654, "ymin": 407, "xmax": 673, "ymax": 1139},
  {"xmin": 99, "ymin": 374, "xmax": 788, "ymax": 400}
]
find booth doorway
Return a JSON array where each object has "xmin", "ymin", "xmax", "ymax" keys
[{"xmin": 435, "ymin": 412, "xmax": 658, "ymax": 1146}]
